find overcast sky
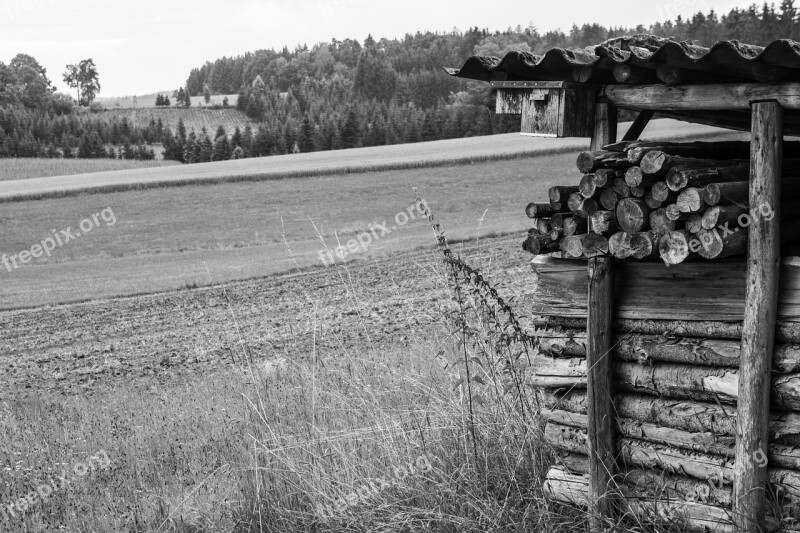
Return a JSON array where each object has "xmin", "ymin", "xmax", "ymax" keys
[{"xmin": 2, "ymin": 0, "xmax": 760, "ymax": 97}]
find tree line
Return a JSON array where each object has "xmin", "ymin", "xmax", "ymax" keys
[{"xmin": 2, "ymin": 1, "xmax": 799, "ymax": 162}]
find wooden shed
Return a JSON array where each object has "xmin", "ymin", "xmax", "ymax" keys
[{"xmin": 448, "ymin": 35, "xmax": 800, "ymax": 532}]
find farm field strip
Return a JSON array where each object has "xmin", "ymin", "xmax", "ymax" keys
[
  {"xmin": 0, "ymin": 120, "xmax": 735, "ymax": 202},
  {"xmin": 0, "ymin": 158, "xmax": 179, "ymax": 181}
]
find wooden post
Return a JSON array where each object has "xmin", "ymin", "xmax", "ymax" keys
[
  {"xmin": 590, "ymin": 101, "xmax": 617, "ymax": 150},
  {"xmin": 733, "ymin": 100, "xmax": 783, "ymax": 531},
  {"xmin": 587, "ymin": 100, "xmax": 618, "ymax": 531},
  {"xmin": 587, "ymin": 257, "xmax": 617, "ymax": 530}
]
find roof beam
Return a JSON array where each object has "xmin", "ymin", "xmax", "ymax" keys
[{"xmin": 603, "ymin": 83, "xmax": 800, "ymax": 111}]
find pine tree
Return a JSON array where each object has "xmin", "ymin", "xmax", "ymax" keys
[
  {"xmin": 340, "ymin": 109, "xmax": 360, "ymax": 149},
  {"xmin": 298, "ymin": 116, "xmax": 315, "ymax": 153}
]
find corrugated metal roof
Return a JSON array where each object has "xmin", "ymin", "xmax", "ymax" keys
[{"xmin": 446, "ymin": 35, "xmax": 800, "ymax": 85}]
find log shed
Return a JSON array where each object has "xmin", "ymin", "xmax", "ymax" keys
[{"xmin": 448, "ymin": 35, "xmax": 800, "ymax": 532}]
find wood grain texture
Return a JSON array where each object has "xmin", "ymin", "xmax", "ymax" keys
[
  {"xmin": 602, "ymin": 83, "xmax": 800, "ymax": 111},
  {"xmin": 589, "ymin": 102, "xmax": 617, "ymax": 151},
  {"xmin": 586, "ymin": 257, "xmax": 618, "ymax": 527},
  {"xmin": 735, "ymin": 100, "xmax": 784, "ymax": 532},
  {"xmin": 525, "ymin": 256, "xmax": 800, "ymax": 322}
]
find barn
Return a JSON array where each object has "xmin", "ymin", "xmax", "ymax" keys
[{"xmin": 448, "ymin": 35, "xmax": 800, "ymax": 532}]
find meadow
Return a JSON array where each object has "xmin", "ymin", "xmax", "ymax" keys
[
  {"xmin": 0, "ymin": 158, "xmax": 178, "ymax": 181},
  {"xmin": 96, "ymin": 93, "xmax": 240, "ymax": 109},
  {"xmin": 0, "ymin": 123, "xmax": 740, "ymax": 532}
]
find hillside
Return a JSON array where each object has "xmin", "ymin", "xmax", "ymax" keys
[{"xmin": 97, "ymin": 107, "xmax": 258, "ymax": 135}]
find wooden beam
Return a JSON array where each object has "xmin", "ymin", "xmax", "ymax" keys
[
  {"xmin": 602, "ymin": 83, "xmax": 800, "ymax": 111},
  {"xmin": 621, "ymin": 110, "xmax": 654, "ymax": 141},
  {"xmin": 734, "ymin": 100, "xmax": 784, "ymax": 532},
  {"xmin": 590, "ymin": 102, "xmax": 617, "ymax": 150},
  {"xmin": 586, "ymin": 257, "xmax": 618, "ymax": 529}
]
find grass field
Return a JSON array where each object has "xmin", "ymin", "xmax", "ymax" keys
[
  {"xmin": 96, "ymin": 107, "xmax": 258, "ymax": 136},
  {"xmin": 0, "ymin": 119, "xmax": 739, "ymax": 202},
  {"xmin": 0, "ymin": 158, "xmax": 179, "ymax": 181}
]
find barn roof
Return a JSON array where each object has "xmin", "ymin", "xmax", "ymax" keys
[{"xmin": 445, "ymin": 35, "xmax": 800, "ymax": 85}]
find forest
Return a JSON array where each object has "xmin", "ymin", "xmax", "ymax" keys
[{"xmin": 1, "ymin": 1, "xmax": 799, "ymax": 162}]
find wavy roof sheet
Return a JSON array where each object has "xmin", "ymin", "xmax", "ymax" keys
[{"xmin": 446, "ymin": 35, "xmax": 800, "ymax": 85}]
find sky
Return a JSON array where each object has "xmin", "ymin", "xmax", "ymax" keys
[{"xmin": 1, "ymin": 0, "xmax": 761, "ymax": 97}]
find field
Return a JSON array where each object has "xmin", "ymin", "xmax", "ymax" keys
[
  {"xmin": 0, "ymin": 119, "xmax": 736, "ymax": 202},
  {"xmin": 0, "ymin": 158, "xmax": 178, "ymax": 181},
  {"xmin": 0, "ymin": 124, "xmax": 739, "ymax": 532},
  {"xmin": 96, "ymin": 107, "xmax": 258, "ymax": 136},
  {"xmin": 96, "ymin": 93, "xmax": 240, "ymax": 109}
]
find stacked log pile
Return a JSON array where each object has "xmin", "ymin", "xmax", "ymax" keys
[
  {"xmin": 534, "ymin": 324, "xmax": 800, "ymax": 530},
  {"xmin": 523, "ymin": 140, "xmax": 800, "ymax": 265}
]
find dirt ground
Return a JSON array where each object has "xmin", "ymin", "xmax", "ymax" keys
[{"xmin": 0, "ymin": 233, "xmax": 534, "ymax": 400}]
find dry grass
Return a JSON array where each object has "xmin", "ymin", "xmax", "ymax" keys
[{"xmin": 0, "ymin": 158, "xmax": 179, "ymax": 181}]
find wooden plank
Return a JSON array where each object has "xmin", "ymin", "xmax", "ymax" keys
[
  {"xmin": 525, "ymin": 256, "xmax": 800, "ymax": 322},
  {"xmin": 603, "ymin": 83, "xmax": 800, "ymax": 111},
  {"xmin": 589, "ymin": 102, "xmax": 617, "ymax": 150},
  {"xmin": 734, "ymin": 100, "xmax": 784, "ymax": 532},
  {"xmin": 586, "ymin": 257, "xmax": 618, "ymax": 528},
  {"xmin": 621, "ymin": 110, "xmax": 654, "ymax": 142}
]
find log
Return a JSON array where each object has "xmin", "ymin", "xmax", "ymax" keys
[
  {"xmin": 703, "ymin": 180, "xmax": 800, "ymax": 208},
  {"xmin": 522, "ymin": 234, "xmax": 561, "ymax": 256},
  {"xmin": 665, "ymin": 204, "xmax": 688, "ymax": 221},
  {"xmin": 562, "ymin": 216, "xmax": 588, "ymax": 237},
  {"xmin": 582, "ymin": 234, "xmax": 609, "ymax": 258},
  {"xmin": 644, "ymin": 189, "xmax": 662, "ymax": 210},
  {"xmin": 550, "ymin": 186, "xmax": 580, "ymax": 205},
  {"xmin": 535, "ymin": 329, "xmax": 587, "ymax": 356},
  {"xmin": 686, "ymin": 213, "xmax": 704, "ymax": 234},
  {"xmin": 611, "ymin": 177, "xmax": 631, "ymax": 198},
  {"xmin": 585, "ymin": 255, "xmax": 618, "ymax": 523},
  {"xmin": 599, "ymin": 188, "xmax": 619, "ymax": 211},
  {"xmin": 616, "ymin": 198, "xmax": 650, "ymax": 233},
  {"xmin": 567, "ymin": 192, "xmax": 598, "ymax": 218},
  {"xmin": 534, "ymin": 356, "xmax": 800, "ymax": 413},
  {"xmin": 593, "ymin": 168, "xmax": 622, "ymax": 187},
  {"xmin": 626, "ymin": 141, "xmax": 798, "ymax": 164},
  {"xmin": 526, "ymin": 202, "xmax": 568, "ymax": 218},
  {"xmin": 546, "ymin": 422, "xmax": 800, "ymax": 510},
  {"xmin": 641, "ymin": 151, "xmax": 737, "ymax": 178},
  {"xmin": 651, "ymin": 181, "xmax": 674, "ymax": 203},
  {"xmin": 551, "ymin": 213, "xmax": 566, "ymax": 230},
  {"xmin": 538, "ymin": 329, "xmax": 800, "ymax": 372},
  {"xmin": 579, "ymin": 174, "xmax": 599, "ymax": 199},
  {"xmin": 676, "ymin": 188, "xmax": 707, "ymax": 213},
  {"xmin": 666, "ymin": 165, "xmax": 749, "ymax": 192},
  {"xmin": 629, "ymin": 186, "xmax": 645, "ymax": 198},
  {"xmin": 576, "ymin": 150, "xmax": 632, "ymax": 173},
  {"xmin": 560, "ymin": 235, "xmax": 586, "ymax": 258},
  {"xmin": 612, "ymin": 63, "xmax": 658, "ymax": 85},
  {"xmin": 625, "ymin": 166, "xmax": 663, "ymax": 188},
  {"xmin": 701, "ymin": 206, "xmax": 746, "ymax": 231},
  {"xmin": 630, "ymin": 231, "xmax": 660, "ymax": 260},
  {"xmin": 736, "ymin": 101, "xmax": 783, "ymax": 532},
  {"xmin": 589, "ymin": 210, "xmax": 615, "ymax": 235},
  {"xmin": 534, "ymin": 218, "xmax": 552, "ymax": 234},
  {"xmin": 531, "ymin": 315, "xmax": 800, "ymax": 344},
  {"xmin": 542, "ymin": 390, "xmax": 800, "ymax": 448},
  {"xmin": 695, "ymin": 228, "xmax": 747, "ymax": 260},
  {"xmin": 649, "ymin": 208, "xmax": 677, "ymax": 234},
  {"xmin": 543, "ymin": 467, "xmax": 737, "ymax": 532},
  {"xmin": 608, "ymin": 231, "xmax": 635, "ymax": 259},
  {"xmin": 658, "ymin": 230, "xmax": 695, "ymax": 265}
]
